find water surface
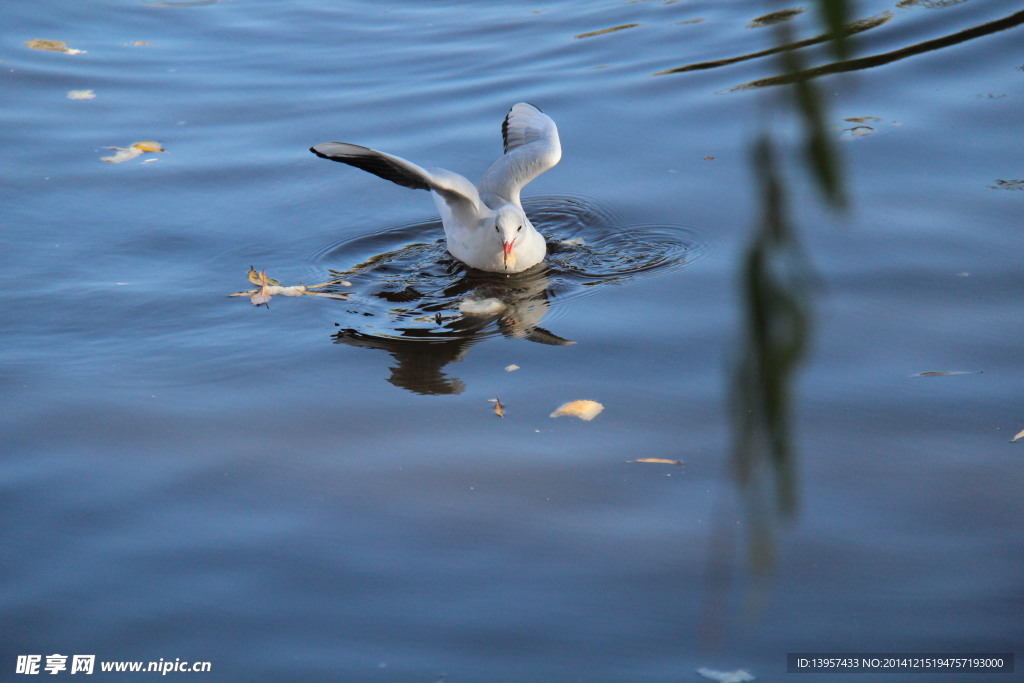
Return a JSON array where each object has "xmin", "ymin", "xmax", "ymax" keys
[{"xmin": 2, "ymin": 0, "xmax": 1022, "ymax": 680}]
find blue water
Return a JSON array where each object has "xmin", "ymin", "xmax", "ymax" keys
[{"xmin": 3, "ymin": 0, "xmax": 1022, "ymax": 680}]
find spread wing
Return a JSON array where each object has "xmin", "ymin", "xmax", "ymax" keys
[
  {"xmin": 310, "ymin": 142, "xmax": 486, "ymax": 225},
  {"xmin": 478, "ymin": 103, "xmax": 561, "ymax": 208}
]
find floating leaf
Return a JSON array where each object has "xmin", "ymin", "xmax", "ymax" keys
[
  {"xmin": 913, "ymin": 370, "xmax": 981, "ymax": 377},
  {"xmin": 67, "ymin": 89, "xmax": 96, "ymax": 100},
  {"xmin": 100, "ymin": 140, "xmax": 164, "ymax": 163},
  {"xmin": 489, "ymin": 397, "xmax": 505, "ymax": 418},
  {"xmin": 25, "ymin": 39, "xmax": 86, "ymax": 54},
  {"xmin": 1011, "ymin": 429, "xmax": 1024, "ymax": 443},
  {"xmin": 628, "ymin": 458, "xmax": 683, "ymax": 465},
  {"xmin": 747, "ymin": 8, "xmax": 804, "ymax": 28},
  {"xmin": 550, "ymin": 399, "xmax": 604, "ymax": 421},
  {"xmin": 505, "ymin": 364, "xmax": 520, "ymax": 372},
  {"xmin": 843, "ymin": 125, "xmax": 875, "ymax": 138},
  {"xmin": 248, "ymin": 266, "xmax": 280, "ymax": 287},
  {"xmin": 574, "ymin": 23, "xmax": 641, "ymax": 39},
  {"xmin": 989, "ymin": 179, "xmax": 1024, "ymax": 191},
  {"xmin": 697, "ymin": 669, "xmax": 756, "ymax": 683},
  {"xmin": 231, "ymin": 267, "xmax": 350, "ymax": 306}
]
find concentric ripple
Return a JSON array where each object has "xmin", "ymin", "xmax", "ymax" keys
[{"xmin": 305, "ymin": 195, "xmax": 708, "ymax": 345}]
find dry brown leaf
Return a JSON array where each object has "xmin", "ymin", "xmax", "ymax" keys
[
  {"xmin": 25, "ymin": 39, "xmax": 86, "ymax": 54},
  {"xmin": 1011, "ymin": 429, "xmax": 1024, "ymax": 443},
  {"xmin": 550, "ymin": 399, "xmax": 604, "ymax": 421},
  {"xmin": 628, "ymin": 458, "xmax": 683, "ymax": 465}
]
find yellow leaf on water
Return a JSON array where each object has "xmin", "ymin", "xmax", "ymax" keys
[
  {"xmin": 132, "ymin": 140, "xmax": 164, "ymax": 153},
  {"xmin": 550, "ymin": 399, "xmax": 604, "ymax": 421},
  {"xmin": 505, "ymin": 364, "xmax": 520, "ymax": 372},
  {"xmin": 26, "ymin": 39, "xmax": 86, "ymax": 54},
  {"xmin": 67, "ymin": 89, "xmax": 96, "ymax": 100},
  {"xmin": 489, "ymin": 397, "xmax": 505, "ymax": 418},
  {"xmin": 248, "ymin": 266, "xmax": 280, "ymax": 287},
  {"xmin": 1011, "ymin": 429, "xmax": 1024, "ymax": 443},
  {"xmin": 628, "ymin": 458, "xmax": 683, "ymax": 465},
  {"xmin": 100, "ymin": 140, "xmax": 164, "ymax": 163}
]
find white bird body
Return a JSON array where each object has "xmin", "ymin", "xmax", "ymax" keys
[{"xmin": 311, "ymin": 103, "xmax": 561, "ymax": 274}]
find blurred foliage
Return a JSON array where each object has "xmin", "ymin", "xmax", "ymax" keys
[{"xmin": 730, "ymin": 0, "xmax": 845, "ymax": 577}]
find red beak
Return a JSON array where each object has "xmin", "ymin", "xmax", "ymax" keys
[{"xmin": 502, "ymin": 240, "xmax": 514, "ymax": 267}]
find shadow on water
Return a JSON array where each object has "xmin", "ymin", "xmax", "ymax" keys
[
  {"xmin": 332, "ymin": 266, "xmax": 572, "ymax": 395},
  {"xmin": 309, "ymin": 196, "xmax": 703, "ymax": 395},
  {"xmin": 698, "ymin": 0, "xmax": 1024, "ymax": 648},
  {"xmin": 701, "ymin": 0, "xmax": 845, "ymax": 649},
  {"xmin": 655, "ymin": 4, "xmax": 1024, "ymax": 90}
]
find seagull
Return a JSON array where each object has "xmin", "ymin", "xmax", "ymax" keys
[{"xmin": 310, "ymin": 103, "xmax": 561, "ymax": 274}]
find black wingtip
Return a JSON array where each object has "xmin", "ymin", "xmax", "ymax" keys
[
  {"xmin": 502, "ymin": 102, "xmax": 545, "ymax": 153},
  {"xmin": 310, "ymin": 144, "xmax": 333, "ymax": 160}
]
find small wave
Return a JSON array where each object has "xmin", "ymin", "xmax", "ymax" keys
[{"xmin": 305, "ymin": 195, "xmax": 707, "ymax": 343}]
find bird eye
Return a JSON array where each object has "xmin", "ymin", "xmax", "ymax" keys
[
  {"xmin": 517, "ymin": 225, "xmax": 522, "ymax": 232},
  {"xmin": 494, "ymin": 225, "xmax": 500, "ymax": 232}
]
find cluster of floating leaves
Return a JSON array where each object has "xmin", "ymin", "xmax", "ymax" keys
[
  {"xmin": 230, "ymin": 267, "xmax": 350, "ymax": 307},
  {"xmin": 485, "ymin": 395, "xmax": 674, "ymax": 464},
  {"xmin": 25, "ymin": 38, "xmax": 168, "ymax": 163},
  {"xmin": 488, "ymin": 396, "xmax": 604, "ymax": 421}
]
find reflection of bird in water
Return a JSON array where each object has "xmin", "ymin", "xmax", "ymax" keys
[
  {"xmin": 311, "ymin": 103, "xmax": 561, "ymax": 274},
  {"xmin": 332, "ymin": 267, "xmax": 572, "ymax": 395}
]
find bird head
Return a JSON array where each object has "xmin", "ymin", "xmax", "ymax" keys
[{"xmin": 493, "ymin": 207, "xmax": 526, "ymax": 271}]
